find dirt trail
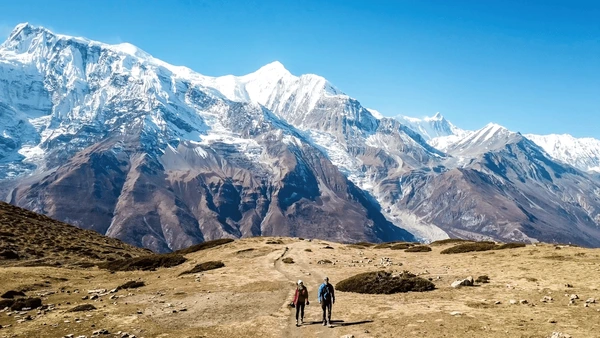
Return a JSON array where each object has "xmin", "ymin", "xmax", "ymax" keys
[{"xmin": 274, "ymin": 244, "xmax": 336, "ymax": 338}]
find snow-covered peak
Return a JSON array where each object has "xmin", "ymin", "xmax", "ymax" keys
[
  {"xmin": 525, "ymin": 133, "xmax": 600, "ymax": 172},
  {"xmin": 446, "ymin": 122, "xmax": 519, "ymax": 156},
  {"xmin": 395, "ymin": 113, "xmax": 466, "ymax": 141},
  {"xmin": 247, "ymin": 61, "xmax": 292, "ymax": 79},
  {"xmin": 424, "ymin": 112, "xmax": 443, "ymax": 122},
  {"xmin": 366, "ymin": 108, "xmax": 384, "ymax": 119}
]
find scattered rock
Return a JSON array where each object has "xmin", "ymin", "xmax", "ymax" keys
[
  {"xmin": 10, "ymin": 298, "xmax": 42, "ymax": 311},
  {"xmin": 451, "ymin": 277, "xmax": 474, "ymax": 288},
  {"xmin": 509, "ymin": 300, "xmax": 518, "ymax": 305},
  {"xmin": 93, "ymin": 329, "xmax": 110, "ymax": 335},
  {"xmin": 549, "ymin": 332, "xmax": 572, "ymax": 338},
  {"xmin": 548, "ymin": 319, "xmax": 557, "ymax": 323},
  {"xmin": 317, "ymin": 259, "xmax": 333, "ymax": 265},
  {"xmin": 90, "ymin": 295, "xmax": 99, "ymax": 300},
  {"xmin": 586, "ymin": 298, "xmax": 596, "ymax": 304},
  {"xmin": 449, "ymin": 311, "xmax": 463, "ymax": 316},
  {"xmin": 87, "ymin": 289, "xmax": 107, "ymax": 294},
  {"xmin": 340, "ymin": 335, "xmax": 355, "ymax": 338},
  {"xmin": 475, "ymin": 275, "xmax": 490, "ymax": 284},
  {"xmin": 520, "ymin": 299, "xmax": 528, "ymax": 305},
  {"xmin": 569, "ymin": 294, "xmax": 579, "ymax": 301},
  {"xmin": 495, "ymin": 301, "xmax": 501, "ymax": 305},
  {"xmin": 541, "ymin": 296, "xmax": 553, "ymax": 303}
]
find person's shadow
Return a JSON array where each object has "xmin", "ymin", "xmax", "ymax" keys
[{"xmin": 306, "ymin": 320, "xmax": 374, "ymax": 327}]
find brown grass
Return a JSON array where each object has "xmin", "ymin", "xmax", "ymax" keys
[
  {"xmin": 440, "ymin": 242, "xmax": 497, "ymax": 254},
  {"xmin": 98, "ymin": 254, "xmax": 187, "ymax": 271},
  {"xmin": 0, "ymin": 202, "xmax": 149, "ymax": 267},
  {"xmin": 336, "ymin": 271, "xmax": 435, "ymax": 294}
]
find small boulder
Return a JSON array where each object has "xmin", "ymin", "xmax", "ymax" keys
[
  {"xmin": 116, "ymin": 281, "xmax": 145, "ymax": 290},
  {"xmin": 1, "ymin": 291, "xmax": 26, "ymax": 299},
  {"xmin": 68, "ymin": 304, "xmax": 96, "ymax": 312},
  {"xmin": 451, "ymin": 277, "xmax": 474, "ymax": 288},
  {"xmin": 586, "ymin": 298, "xmax": 596, "ymax": 304},
  {"xmin": 10, "ymin": 298, "xmax": 42, "ymax": 311}
]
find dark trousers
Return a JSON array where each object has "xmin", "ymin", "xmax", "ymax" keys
[
  {"xmin": 321, "ymin": 301, "xmax": 332, "ymax": 323},
  {"xmin": 295, "ymin": 303, "xmax": 305, "ymax": 321}
]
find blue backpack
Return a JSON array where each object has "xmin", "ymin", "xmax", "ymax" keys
[{"xmin": 320, "ymin": 283, "xmax": 332, "ymax": 302}]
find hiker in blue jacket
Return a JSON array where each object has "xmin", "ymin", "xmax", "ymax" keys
[{"xmin": 318, "ymin": 276, "xmax": 335, "ymax": 327}]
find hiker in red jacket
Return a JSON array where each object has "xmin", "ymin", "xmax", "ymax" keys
[{"xmin": 292, "ymin": 280, "xmax": 309, "ymax": 326}]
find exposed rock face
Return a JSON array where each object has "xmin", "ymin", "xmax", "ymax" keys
[{"xmin": 0, "ymin": 24, "xmax": 415, "ymax": 251}]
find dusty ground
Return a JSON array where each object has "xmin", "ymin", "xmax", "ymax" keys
[{"xmin": 1, "ymin": 238, "xmax": 600, "ymax": 338}]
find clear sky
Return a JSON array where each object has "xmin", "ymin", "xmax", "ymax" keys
[{"xmin": 1, "ymin": 0, "xmax": 599, "ymax": 137}]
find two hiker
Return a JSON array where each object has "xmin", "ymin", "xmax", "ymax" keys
[{"xmin": 291, "ymin": 276, "xmax": 335, "ymax": 327}]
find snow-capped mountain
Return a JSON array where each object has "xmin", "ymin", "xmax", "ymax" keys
[
  {"xmin": 2, "ymin": 23, "xmax": 600, "ymax": 249},
  {"xmin": 395, "ymin": 113, "xmax": 466, "ymax": 140},
  {"xmin": 524, "ymin": 134, "xmax": 600, "ymax": 172},
  {"xmin": 399, "ymin": 113, "xmax": 600, "ymax": 174}
]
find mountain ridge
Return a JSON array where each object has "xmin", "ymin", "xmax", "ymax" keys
[{"xmin": 2, "ymin": 23, "xmax": 600, "ymax": 249}]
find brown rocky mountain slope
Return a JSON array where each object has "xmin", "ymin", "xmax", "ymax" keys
[{"xmin": 0, "ymin": 201, "xmax": 150, "ymax": 267}]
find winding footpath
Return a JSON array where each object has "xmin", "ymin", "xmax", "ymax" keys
[{"xmin": 274, "ymin": 244, "xmax": 337, "ymax": 338}]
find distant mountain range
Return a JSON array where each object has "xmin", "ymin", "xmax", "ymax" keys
[{"xmin": 2, "ymin": 23, "xmax": 600, "ymax": 251}]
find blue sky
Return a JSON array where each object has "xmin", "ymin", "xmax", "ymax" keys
[{"xmin": 1, "ymin": 0, "xmax": 599, "ymax": 137}]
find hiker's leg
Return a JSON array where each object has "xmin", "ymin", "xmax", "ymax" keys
[
  {"xmin": 327, "ymin": 302, "xmax": 332, "ymax": 323},
  {"xmin": 300, "ymin": 303, "xmax": 305, "ymax": 321},
  {"xmin": 321, "ymin": 303, "xmax": 327, "ymax": 322},
  {"xmin": 295, "ymin": 304, "xmax": 300, "ymax": 321}
]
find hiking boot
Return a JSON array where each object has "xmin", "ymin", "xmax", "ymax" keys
[
  {"xmin": 296, "ymin": 321, "xmax": 300, "ymax": 327},
  {"xmin": 322, "ymin": 321, "xmax": 327, "ymax": 326},
  {"xmin": 300, "ymin": 318, "xmax": 304, "ymax": 325}
]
